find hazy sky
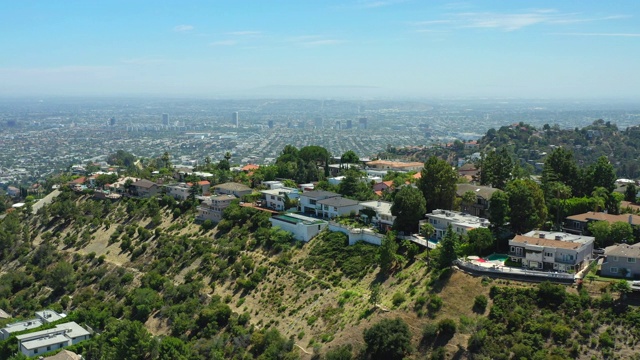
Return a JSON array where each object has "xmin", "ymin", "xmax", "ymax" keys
[{"xmin": 1, "ymin": 1, "xmax": 639, "ymax": 99}]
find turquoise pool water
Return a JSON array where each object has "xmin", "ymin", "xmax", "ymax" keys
[{"xmin": 486, "ymin": 253, "xmax": 509, "ymax": 262}]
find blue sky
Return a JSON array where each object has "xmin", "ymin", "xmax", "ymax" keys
[{"xmin": 1, "ymin": 0, "xmax": 639, "ymax": 98}]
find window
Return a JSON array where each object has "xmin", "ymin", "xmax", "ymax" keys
[
  {"xmin": 545, "ymin": 252, "xmax": 553, "ymax": 257},
  {"xmin": 613, "ymin": 256, "xmax": 619, "ymax": 262},
  {"xmin": 510, "ymin": 246, "xmax": 516, "ymax": 252},
  {"xmin": 47, "ymin": 346, "xmax": 51, "ymax": 351},
  {"xmin": 610, "ymin": 267, "xmax": 619, "ymax": 273},
  {"xmin": 629, "ymin": 258, "xmax": 637, "ymax": 263}
]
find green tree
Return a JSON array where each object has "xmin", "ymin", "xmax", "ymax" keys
[
  {"xmin": 338, "ymin": 169, "xmax": 362, "ymax": 198},
  {"xmin": 369, "ymin": 283, "xmax": 381, "ymax": 307},
  {"xmin": 435, "ymin": 225, "xmax": 458, "ymax": 269},
  {"xmin": 625, "ymin": 184, "xmax": 638, "ymax": 203},
  {"xmin": 488, "ymin": 190, "xmax": 510, "ymax": 231},
  {"xmin": 418, "ymin": 156, "xmax": 457, "ymax": 212},
  {"xmin": 363, "ymin": 317, "xmax": 413, "ymax": 360},
  {"xmin": 611, "ymin": 221, "xmax": 633, "ymax": 244},
  {"xmin": 505, "ymin": 179, "xmax": 547, "ymax": 234},
  {"xmin": 466, "ymin": 228, "xmax": 495, "ymax": 256},
  {"xmin": 541, "ymin": 147, "xmax": 579, "ymax": 194},
  {"xmin": 158, "ymin": 336, "xmax": 192, "ymax": 360},
  {"xmin": 48, "ymin": 261, "xmax": 75, "ymax": 294},
  {"xmin": 480, "ymin": 147, "xmax": 513, "ymax": 189},
  {"xmin": 340, "ymin": 150, "xmax": 359, "ymax": 165},
  {"xmin": 460, "ymin": 190, "xmax": 477, "ymax": 213},
  {"xmin": 161, "ymin": 151, "xmax": 172, "ymax": 169},
  {"xmin": 391, "ymin": 186, "xmax": 426, "ymax": 234},
  {"xmin": 379, "ymin": 232, "xmax": 400, "ymax": 273},
  {"xmin": 588, "ymin": 221, "xmax": 611, "ymax": 248}
]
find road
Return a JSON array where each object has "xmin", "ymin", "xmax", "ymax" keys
[{"xmin": 32, "ymin": 189, "xmax": 61, "ymax": 215}]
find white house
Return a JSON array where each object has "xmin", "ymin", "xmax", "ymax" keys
[
  {"xmin": 16, "ymin": 322, "xmax": 90, "ymax": 357},
  {"xmin": 358, "ymin": 200, "xmax": 395, "ymax": 231},
  {"xmin": 421, "ymin": 209, "xmax": 490, "ymax": 240},
  {"xmin": 262, "ymin": 181, "xmax": 284, "ymax": 190},
  {"xmin": 317, "ymin": 197, "xmax": 361, "ymax": 219},
  {"xmin": 260, "ymin": 187, "xmax": 300, "ymax": 211},
  {"xmin": 166, "ymin": 183, "xmax": 191, "ymax": 201},
  {"xmin": 0, "ymin": 310, "xmax": 64, "ymax": 341},
  {"xmin": 509, "ymin": 231, "xmax": 595, "ymax": 272},
  {"xmin": 269, "ymin": 213, "xmax": 328, "ymax": 242}
]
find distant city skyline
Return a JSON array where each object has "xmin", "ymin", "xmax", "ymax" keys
[{"xmin": 1, "ymin": 1, "xmax": 639, "ymax": 99}]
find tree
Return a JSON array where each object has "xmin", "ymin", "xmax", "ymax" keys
[
  {"xmin": 188, "ymin": 183, "xmax": 201, "ymax": 203},
  {"xmin": 158, "ymin": 336, "xmax": 192, "ymax": 360},
  {"xmin": 48, "ymin": 261, "xmax": 75, "ymax": 294},
  {"xmin": 541, "ymin": 147, "xmax": 579, "ymax": 194},
  {"xmin": 338, "ymin": 169, "xmax": 362, "ymax": 198},
  {"xmin": 369, "ymin": 283, "xmax": 381, "ymax": 307},
  {"xmin": 391, "ymin": 186, "xmax": 426, "ymax": 234},
  {"xmin": 420, "ymin": 222, "xmax": 435, "ymax": 239},
  {"xmin": 505, "ymin": 179, "xmax": 547, "ymax": 234},
  {"xmin": 435, "ymin": 225, "xmax": 458, "ymax": 269},
  {"xmin": 161, "ymin": 151, "xmax": 172, "ymax": 169},
  {"xmin": 466, "ymin": 228, "xmax": 495, "ymax": 256},
  {"xmin": 379, "ymin": 232, "xmax": 400, "ymax": 273},
  {"xmin": 480, "ymin": 147, "xmax": 513, "ymax": 189},
  {"xmin": 488, "ymin": 190, "xmax": 510, "ymax": 231},
  {"xmin": 626, "ymin": 184, "xmax": 638, "ymax": 203},
  {"xmin": 418, "ymin": 156, "xmax": 457, "ymax": 212},
  {"xmin": 363, "ymin": 317, "xmax": 413, "ymax": 360},
  {"xmin": 589, "ymin": 156, "xmax": 617, "ymax": 194},
  {"xmin": 461, "ymin": 190, "xmax": 477, "ymax": 213},
  {"xmin": 611, "ymin": 221, "xmax": 633, "ymax": 244},
  {"xmin": 588, "ymin": 221, "xmax": 611, "ymax": 248},
  {"xmin": 340, "ymin": 150, "xmax": 359, "ymax": 165}
]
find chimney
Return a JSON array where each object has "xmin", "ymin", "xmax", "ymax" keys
[{"xmin": 539, "ymin": 233, "xmax": 545, "ymax": 239}]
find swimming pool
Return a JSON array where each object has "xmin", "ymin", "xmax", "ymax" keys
[{"xmin": 485, "ymin": 253, "xmax": 509, "ymax": 262}]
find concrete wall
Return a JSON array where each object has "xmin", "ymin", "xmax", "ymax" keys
[{"xmin": 328, "ymin": 223, "xmax": 384, "ymax": 246}]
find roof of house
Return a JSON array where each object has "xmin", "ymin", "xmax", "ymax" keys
[
  {"xmin": 299, "ymin": 190, "xmax": 341, "ymax": 199},
  {"xmin": 70, "ymin": 177, "xmax": 86, "ymax": 184},
  {"xmin": 605, "ymin": 243, "xmax": 640, "ymax": 258},
  {"xmin": 241, "ymin": 164, "xmax": 260, "ymax": 171},
  {"xmin": 510, "ymin": 235, "xmax": 586, "ymax": 250},
  {"xmin": 132, "ymin": 179, "xmax": 157, "ymax": 189},
  {"xmin": 213, "ymin": 182, "xmax": 252, "ymax": 191},
  {"xmin": 317, "ymin": 196, "xmax": 360, "ymax": 208},
  {"xmin": 366, "ymin": 160, "xmax": 424, "ymax": 168},
  {"xmin": 359, "ymin": 200, "xmax": 393, "ymax": 216},
  {"xmin": 458, "ymin": 163, "xmax": 478, "ymax": 172},
  {"xmin": 456, "ymin": 184, "xmax": 499, "ymax": 200},
  {"xmin": 43, "ymin": 350, "xmax": 83, "ymax": 360},
  {"xmin": 412, "ymin": 172, "xmax": 422, "ymax": 179},
  {"xmin": 566, "ymin": 212, "xmax": 640, "ymax": 225}
]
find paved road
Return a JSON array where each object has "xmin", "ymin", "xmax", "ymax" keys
[{"xmin": 32, "ymin": 189, "xmax": 61, "ymax": 215}]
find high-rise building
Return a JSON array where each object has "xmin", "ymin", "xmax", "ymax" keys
[
  {"xmin": 346, "ymin": 120, "xmax": 352, "ymax": 129},
  {"xmin": 358, "ymin": 118, "xmax": 368, "ymax": 130},
  {"xmin": 162, "ymin": 113, "xmax": 169, "ymax": 126},
  {"xmin": 314, "ymin": 117, "xmax": 323, "ymax": 129},
  {"xmin": 232, "ymin": 112, "xmax": 239, "ymax": 128},
  {"xmin": 109, "ymin": 117, "xmax": 116, "ymax": 126},
  {"xmin": 268, "ymin": 120, "xmax": 274, "ymax": 129},
  {"xmin": 335, "ymin": 121, "xmax": 341, "ymax": 130}
]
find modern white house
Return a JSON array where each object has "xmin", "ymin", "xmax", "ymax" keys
[
  {"xmin": 299, "ymin": 191, "xmax": 341, "ymax": 215},
  {"xmin": 260, "ymin": 187, "xmax": 300, "ymax": 211},
  {"xmin": 421, "ymin": 209, "xmax": 490, "ymax": 240},
  {"xmin": 196, "ymin": 194, "xmax": 237, "ymax": 223},
  {"xmin": 508, "ymin": 231, "xmax": 595, "ymax": 272},
  {"xmin": 317, "ymin": 197, "xmax": 361, "ymax": 219},
  {"xmin": 262, "ymin": 180, "xmax": 285, "ymax": 190},
  {"xmin": 16, "ymin": 322, "xmax": 90, "ymax": 357},
  {"xmin": 358, "ymin": 200, "xmax": 395, "ymax": 231},
  {"xmin": 269, "ymin": 213, "xmax": 328, "ymax": 242}
]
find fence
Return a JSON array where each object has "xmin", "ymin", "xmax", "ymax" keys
[{"xmin": 454, "ymin": 259, "xmax": 576, "ymax": 284}]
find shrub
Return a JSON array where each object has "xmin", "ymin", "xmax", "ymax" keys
[
  {"xmin": 473, "ymin": 294, "xmax": 488, "ymax": 313},
  {"xmin": 392, "ymin": 292, "xmax": 406, "ymax": 307},
  {"xmin": 427, "ymin": 295, "xmax": 443, "ymax": 313},
  {"xmin": 437, "ymin": 318, "xmax": 457, "ymax": 337},
  {"xmin": 551, "ymin": 324, "xmax": 572, "ymax": 344}
]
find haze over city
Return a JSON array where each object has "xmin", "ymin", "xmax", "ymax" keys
[{"xmin": 2, "ymin": 0, "xmax": 640, "ymax": 99}]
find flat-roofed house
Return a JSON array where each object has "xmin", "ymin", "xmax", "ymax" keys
[
  {"xmin": 358, "ymin": 200, "xmax": 395, "ymax": 231},
  {"xmin": 601, "ymin": 243, "xmax": 640, "ymax": 278},
  {"xmin": 16, "ymin": 322, "xmax": 90, "ymax": 357},
  {"xmin": 260, "ymin": 187, "xmax": 300, "ymax": 211},
  {"xmin": 269, "ymin": 213, "xmax": 328, "ymax": 242},
  {"xmin": 421, "ymin": 209, "xmax": 490, "ymax": 240},
  {"xmin": 509, "ymin": 231, "xmax": 595, "ymax": 272}
]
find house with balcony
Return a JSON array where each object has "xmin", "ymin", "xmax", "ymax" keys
[
  {"xmin": 358, "ymin": 200, "xmax": 395, "ymax": 231},
  {"xmin": 456, "ymin": 184, "xmax": 499, "ymax": 218},
  {"xmin": 196, "ymin": 194, "xmax": 237, "ymax": 223},
  {"xmin": 317, "ymin": 197, "xmax": 361, "ymax": 219},
  {"xmin": 601, "ymin": 243, "xmax": 640, "ymax": 278},
  {"xmin": 421, "ymin": 209, "xmax": 490, "ymax": 240},
  {"xmin": 299, "ymin": 190, "xmax": 341, "ymax": 215},
  {"xmin": 509, "ymin": 231, "xmax": 595, "ymax": 272},
  {"xmin": 269, "ymin": 213, "xmax": 328, "ymax": 242},
  {"xmin": 260, "ymin": 187, "xmax": 300, "ymax": 211}
]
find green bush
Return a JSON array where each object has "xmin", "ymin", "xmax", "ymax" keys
[
  {"xmin": 392, "ymin": 292, "xmax": 406, "ymax": 307},
  {"xmin": 473, "ymin": 294, "xmax": 488, "ymax": 313},
  {"xmin": 437, "ymin": 318, "xmax": 457, "ymax": 337}
]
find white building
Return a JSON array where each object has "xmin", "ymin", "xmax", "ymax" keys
[
  {"xmin": 358, "ymin": 200, "xmax": 395, "ymax": 231},
  {"xmin": 317, "ymin": 197, "xmax": 361, "ymax": 219},
  {"xmin": 262, "ymin": 181, "xmax": 284, "ymax": 190},
  {"xmin": 260, "ymin": 187, "xmax": 300, "ymax": 211},
  {"xmin": 0, "ymin": 310, "xmax": 65, "ymax": 341},
  {"xmin": 509, "ymin": 231, "xmax": 595, "ymax": 272},
  {"xmin": 299, "ymin": 191, "xmax": 341, "ymax": 214},
  {"xmin": 16, "ymin": 322, "xmax": 90, "ymax": 357},
  {"xmin": 422, "ymin": 209, "xmax": 490, "ymax": 240},
  {"xmin": 269, "ymin": 213, "xmax": 328, "ymax": 242}
]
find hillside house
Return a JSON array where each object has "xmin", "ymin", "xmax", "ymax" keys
[
  {"xmin": 212, "ymin": 182, "xmax": 252, "ymax": 198},
  {"xmin": 358, "ymin": 200, "xmax": 395, "ymax": 231},
  {"xmin": 317, "ymin": 197, "xmax": 361, "ymax": 219},
  {"xmin": 16, "ymin": 322, "xmax": 90, "ymax": 357},
  {"xmin": 132, "ymin": 179, "xmax": 160, "ymax": 198},
  {"xmin": 601, "ymin": 244, "xmax": 640, "ymax": 278},
  {"xmin": 421, "ymin": 209, "xmax": 490, "ymax": 240},
  {"xmin": 196, "ymin": 194, "xmax": 237, "ymax": 223},
  {"xmin": 456, "ymin": 184, "xmax": 499, "ymax": 218},
  {"xmin": 260, "ymin": 187, "xmax": 300, "ymax": 211},
  {"xmin": 269, "ymin": 213, "xmax": 328, "ymax": 242},
  {"xmin": 299, "ymin": 190, "xmax": 341, "ymax": 215},
  {"xmin": 564, "ymin": 212, "xmax": 640, "ymax": 235},
  {"xmin": 509, "ymin": 231, "xmax": 595, "ymax": 272}
]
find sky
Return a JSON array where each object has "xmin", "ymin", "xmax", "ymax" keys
[{"xmin": 1, "ymin": 0, "xmax": 639, "ymax": 99}]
